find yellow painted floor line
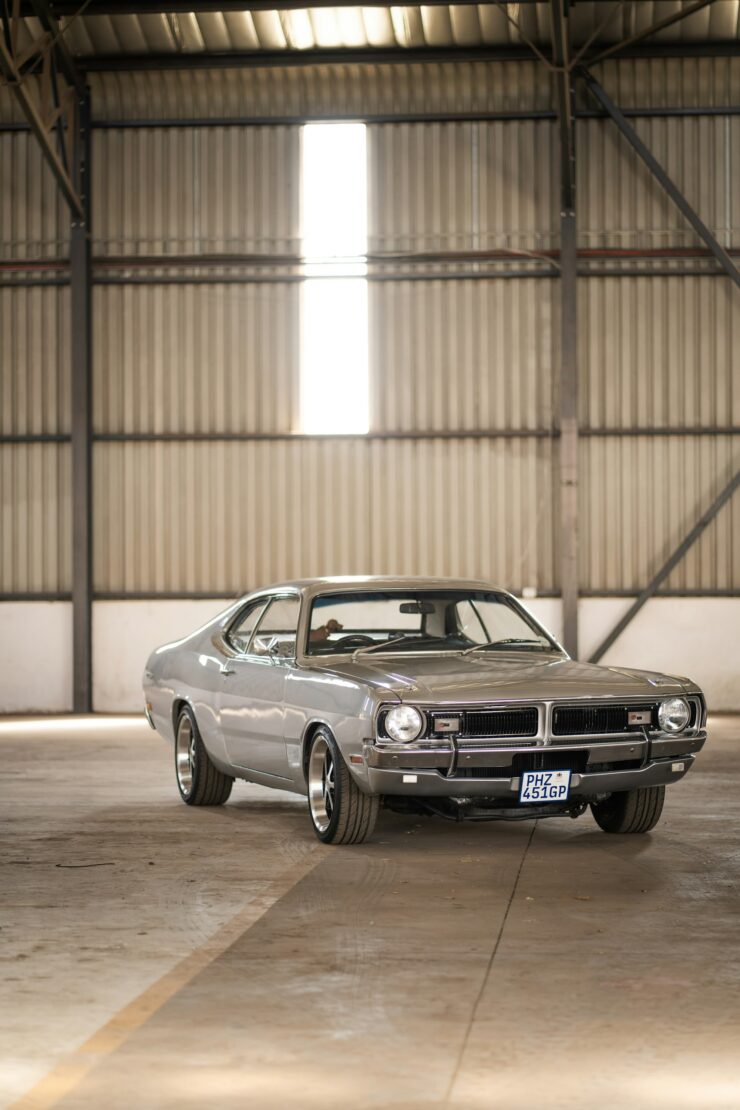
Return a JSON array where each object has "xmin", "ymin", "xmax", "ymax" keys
[{"xmin": 12, "ymin": 848, "xmax": 328, "ymax": 1110}]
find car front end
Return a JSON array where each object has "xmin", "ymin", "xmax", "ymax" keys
[{"xmin": 363, "ymin": 691, "xmax": 707, "ymax": 821}]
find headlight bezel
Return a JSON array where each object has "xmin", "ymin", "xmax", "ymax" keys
[
  {"xmin": 658, "ymin": 696, "xmax": 691, "ymax": 734},
  {"xmin": 382, "ymin": 704, "xmax": 425, "ymax": 744}
]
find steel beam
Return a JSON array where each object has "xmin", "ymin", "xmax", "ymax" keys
[
  {"xmin": 581, "ymin": 69, "xmax": 740, "ymax": 290},
  {"xmin": 24, "ymin": 0, "xmax": 581, "ymax": 11},
  {"xmin": 70, "ymin": 92, "xmax": 93, "ymax": 712},
  {"xmin": 78, "ymin": 41, "xmax": 740, "ymax": 74},
  {"xmin": 586, "ymin": 0, "xmax": 713, "ymax": 66},
  {"xmin": 550, "ymin": 0, "xmax": 575, "ymax": 213},
  {"xmin": 588, "ymin": 468, "xmax": 740, "ymax": 664}
]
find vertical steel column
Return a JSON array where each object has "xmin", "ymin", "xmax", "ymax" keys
[
  {"xmin": 559, "ymin": 207, "xmax": 578, "ymax": 658},
  {"xmin": 71, "ymin": 92, "xmax": 92, "ymax": 712},
  {"xmin": 551, "ymin": 1, "xmax": 579, "ymax": 657}
]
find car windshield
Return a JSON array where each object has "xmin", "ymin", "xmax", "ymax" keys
[{"xmin": 305, "ymin": 590, "xmax": 557, "ymax": 656}]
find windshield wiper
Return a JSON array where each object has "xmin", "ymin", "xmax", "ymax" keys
[
  {"xmin": 462, "ymin": 638, "xmax": 548, "ymax": 656},
  {"xmin": 352, "ymin": 635, "xmax": 417, "ymax": 658}
]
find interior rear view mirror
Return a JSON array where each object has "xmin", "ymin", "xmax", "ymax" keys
[{"xmin": 400, "ymin": 601, "xmax": 435, "ymax": 615}]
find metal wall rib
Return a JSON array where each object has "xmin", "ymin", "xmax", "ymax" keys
[
  {"xmin": 93, "ymin": 438, "xmax": 555, "ymax": 595},
  {"xmin": 1, "ymin": 288, "xmax": 71, "ymax": 435},
  {"xmin": 0, "ymin": 443, "xmax": 71, "ymax": 593},
  {"xmin": 579, "ymin": 114, "xmax": 740, "ymax": 251},
  {"xmin": 579, "ymin": 277, "xmax": 739, "ymax": 429},
  {"xmin": 369, "ymin": 120, "xmax": 557, "ymax": 256},
  {"xmin": 581, "ymin": 435, "xmax": 740, "ymax": 593},
  {"xmin": 370, "ymin": 279, "xmax": 554, "ymax": 432},
  {"xmin": 92, "ymin": 125, "xmax": 300, "ymax": 256},
  {"xmin": 93, "ymin": 284, "xmax": 299, "ymax": 434},
  {"xmin": 0, "ymin": 132, "xmax": 69, "ymax": 259},
  {"xmin": 2, "ymin": 57, "xmax": 740, "ymax": 599},
  {"xmin": 89, "ymin": 60, "xmax": 553, "ymax": 120}
]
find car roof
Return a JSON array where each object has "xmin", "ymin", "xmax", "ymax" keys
[{"xmin": 241, "ymin": 576, "xmax": 508, "ymax": 602}]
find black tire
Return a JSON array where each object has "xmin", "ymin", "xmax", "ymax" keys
[
  {"xmin": 590, "ymin": 785, "xmax": 665, "ymax": 834},
  {"xmin": 175, "ymin": 705, "xmax": 233, "ymax": 806},
  {"xmin": 306, "ymin": 727, "xmax": 379, "ymax": 845}
]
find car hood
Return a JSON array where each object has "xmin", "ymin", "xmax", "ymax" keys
[{"xmin": 314, "ymin": 652, "xmax": 689, "ymax": 704}]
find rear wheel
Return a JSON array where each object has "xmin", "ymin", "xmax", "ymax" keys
[
  {"xmin": 175, "ymin": 706, "xmax": 233, "ymax": 806},
  {"xmin": 591, "ymin": 786, "xmax": 665, "ymax": 834},
  {"xmin": 307, "ymin": 727, "xmax": 379, "ymax": 844}
]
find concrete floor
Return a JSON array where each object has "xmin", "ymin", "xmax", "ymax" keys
[{"xmin": 1, "ymin": 716, "xmax": 739, "ymax": 1110}]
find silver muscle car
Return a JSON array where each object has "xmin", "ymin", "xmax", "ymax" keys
[{"xmin": 143, "ymin": 577, "xmax": 707, "ymax": 844}]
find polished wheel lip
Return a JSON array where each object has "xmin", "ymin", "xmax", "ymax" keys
[
  {"xmin": 308, "ymin": 735, "xmax": 335, "ymax": 834},
  {"xmin": 176, "ymin": 713, "xmax": 196, "ymax": 796}
]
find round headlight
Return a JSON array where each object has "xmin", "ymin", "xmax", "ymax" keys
[
  {"xmin": 384, "ymin": 705, "xmax": 424, "ymax": 743},
  {"xmin": 658, "ymin": 697, "xmax": 690, "ymax": 733}
]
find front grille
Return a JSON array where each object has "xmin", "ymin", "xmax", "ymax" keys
[
  {"xmin": 430, "ymin": 707, "xmax": 538, "ymax": 740},
  {"xmin": 465, "ymin": 708, "xmax": 538, "ymax": 738},
  {"xmin": 552, "ymin": 704, "xmax": 656, "ymax": 736}
]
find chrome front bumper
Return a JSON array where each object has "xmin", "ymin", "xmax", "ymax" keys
[{"xmin": 364, "ymin": 731, "xmax": 706, "ymax": 798}]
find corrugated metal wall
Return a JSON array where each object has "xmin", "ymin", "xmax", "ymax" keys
[
  {"xmin": 93, "ymin": 125, "xmax": 300, "ymax": 256},
  {"xmin": 0, "ymin": 287, "xmax": 71, "ymax": 594},
  {"xmin": 94, "ymin": 284, "xmax": 299, "ymax": 434},
  {"xmin": 2, "ymin": 57, "xmax": 739, "ymax": 597},
  {"xmin": 93, "ymin": 437, "xmax": 554, "ymax": 594}
]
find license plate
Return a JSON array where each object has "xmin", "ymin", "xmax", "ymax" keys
[{"xmin": 519, "ymin": 769, "xmax": 571, "ymax": 804}]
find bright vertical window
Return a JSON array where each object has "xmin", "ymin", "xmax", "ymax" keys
[{"xmin": 300, "ymin": 123, "xmax": 368, "ymax": 435}]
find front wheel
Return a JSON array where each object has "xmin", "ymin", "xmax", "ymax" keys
[
  {"xmin": 175, "ymin": 706, "xmax": 233, "ymax": 806},
  {"xmin": 307, "ymin": 728, "xmax": 379, "ymax": 844},
  {"xmin": 591, "ymin": 785, "xmax": 665, "ymax": 834}
]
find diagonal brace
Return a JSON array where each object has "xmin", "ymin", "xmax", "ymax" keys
[
  {"xmin": 27, "ymin": 0, "xmax": 86, "ymax": 98},
  {"xmin": 580, "ymin": 68, "xmax": 740, "ymax": 290},
  {"xmin": 0, "ymin": 33, "xmax": 84, "ymax": 217},
  {"xmin": 588, "ymin": 468, "xmax": 740, "ymax": 663}
]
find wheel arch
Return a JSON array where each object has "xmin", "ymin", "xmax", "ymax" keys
[
  {"xmin": 301, "ymin": 719, "xmax": 334, "ymax": 780},
  {"xmin": 172, "ymin": 696, "xmax": 194, "ymax": 737}
]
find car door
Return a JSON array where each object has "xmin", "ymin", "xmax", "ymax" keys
[{"xmin": 218, "ymin": 594, "xmax": 300, "ymax": 782}]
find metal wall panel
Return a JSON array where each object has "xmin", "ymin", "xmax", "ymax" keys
[
  {"xmin": 92, "ymin": 125, "xmax": 299, "ymax": 255},
  {"xmin": 88, "ymin": 57, "xmax": 740, "ymax": 123},
  {"xmin": 579, "ymin": 114, "xmax": 740, "ymax": 251},
  {"xmin": 370, "ymin": 278, "xmax": 554, "ymax": 432},
  {"xmin": 93, "ymin": 283, "xmax": 298, "ymax": 434},
  {"xmin": 0, "ymin": 443, "xmax": 71, "ymax": 593},
  {"xmin": 369, "ymin": 120, "xmax": 557, "ymax": 255},
  {"xmin": 581, "ymin": 435, "xmax": 740, "ymax": 593},
  {"xmin": 579, "ymin": 277, "xmax": 739, "ymax": 429},
  {"xmin": 93, "ymin": 437, "xmax": 554, "ymax": 594},
  {"xmin": 587, "ymin": 57, "xmax": 740, "ymax": 111},
  {"xmin": 0, "ymin": 287, "xmax": 70, "ymax": 435},
  {"xmin": 89, "ymin": 61, "xmax": 553, "ymax": 121},
  {"xmin": 0, "ymin": 131, "xmax": 69, "ymax": 259}
]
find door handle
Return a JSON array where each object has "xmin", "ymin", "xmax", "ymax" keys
[{"xmin": 221, "ymin": 666, "xmax": 235, "ymax": 676}]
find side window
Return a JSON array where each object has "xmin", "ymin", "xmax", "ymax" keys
[
  {"xmin": 227, "ymin": 601, "xmax": 268, "ymax": 654},
  {"xmin": 252, "ymin": 597, "xmax": 301, "ymax": 658}
]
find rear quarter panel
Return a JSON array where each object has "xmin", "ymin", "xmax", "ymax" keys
[{"xmin": 143, "ymin": 619, "xmax": 236, "ymax": 773}]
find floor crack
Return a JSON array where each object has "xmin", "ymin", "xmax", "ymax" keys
[{"xmin": 444, "ymin": 820, "xmax": 538, "ymax": 1105}]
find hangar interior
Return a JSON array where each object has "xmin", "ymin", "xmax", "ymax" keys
[{"xmin": 1, "ymin": 2, "xmax": 739, "ymax": 1109}]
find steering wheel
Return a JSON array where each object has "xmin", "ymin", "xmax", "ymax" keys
[{"xmin": 335, "ymin": 634, "xmax": 376, "ymax": 648}]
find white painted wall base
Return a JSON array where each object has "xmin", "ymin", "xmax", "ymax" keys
[
  {"xmin": 92, "ymin": 599, "xmax": 229, "ymax": 711},
  {"xmin": 1, "ymin": 597, "xmax": 738, "ymax": 714},
  {"xmin": 0, "ymin": 602, "xmax": 73, "ymax": 713}
]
